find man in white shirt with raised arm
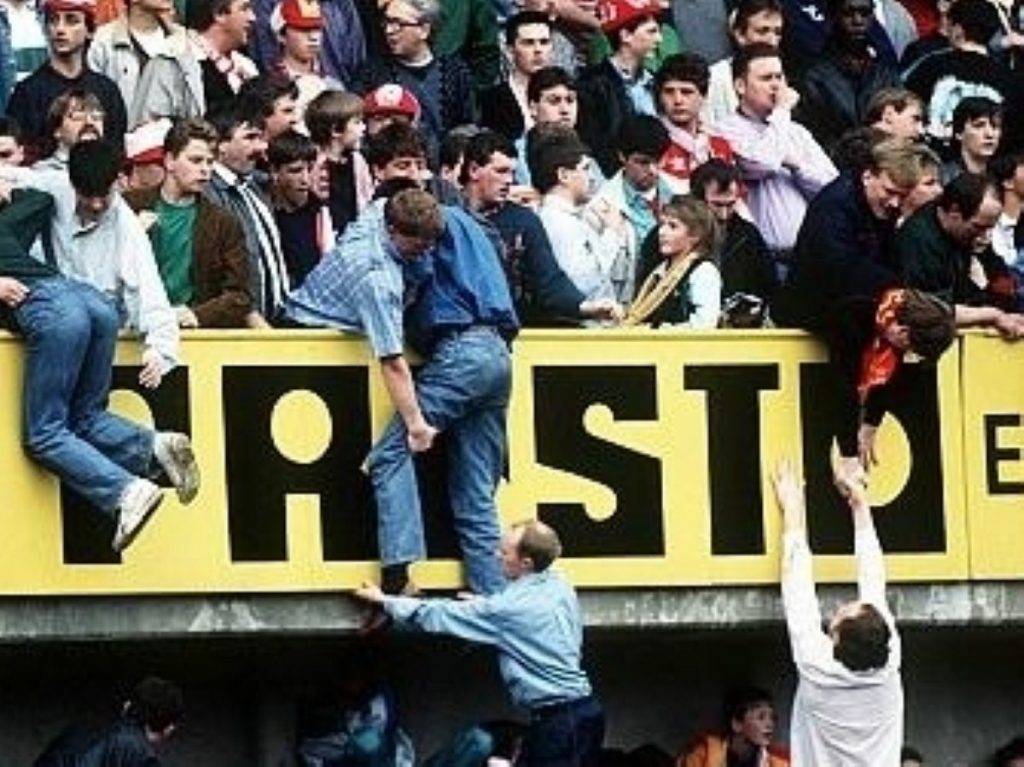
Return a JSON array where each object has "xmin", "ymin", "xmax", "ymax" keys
[{"xmin": 771, "ymin": 459, "xmax": 903, "ymax": 766}]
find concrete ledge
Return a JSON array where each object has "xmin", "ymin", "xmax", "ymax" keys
[{"xmin": 2, "ymin": 583, "xmax": 1024, "ymax": 642}]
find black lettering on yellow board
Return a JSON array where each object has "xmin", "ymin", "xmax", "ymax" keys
[
  {"xmin": 684, "ymin": 365, "xmax": 779, "ymax": 556},
  {"xmin": 984, "ymin": 414, "xmax": 1024, "ymax": 495},
  {"xmin": 799, "ymin": 362, "xmax": 945, "ymax": 555},
  {"xmin": 532, "ymin": 366, "xmax": 664, "ymax": 557},
  {"xmin": 51, "ymin": 355, "xmax": 954, "ymax": 569},
  {"xmin": 62, "ymin": 367, "xmax": 191, "ymax": 565},
  {"xmin": 222, "ymin": 366, "xmax": 377, "ymax": 562}
]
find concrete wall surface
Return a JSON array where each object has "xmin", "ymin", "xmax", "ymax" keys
[{"xmin": 0, "ymin": 626, "xmax": 1020, "ymax": 766}]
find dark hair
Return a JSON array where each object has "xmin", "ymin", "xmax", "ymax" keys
[
  {"xmin": 721, "ymin": 686, "xmax": 773, "ymax": 733},
  {"xmin": 617, "ymin": 115, "xmax": 670, "ymax": 159},
  {"xmin": 832, "ymin": 602, "xmax": 892, "ymax": 671},
  {"xmin": 732, "ymin": 0, "xmax": 783, "ymax": 34},
  {"xmin": 43, "ymin": 6, "xmax": 96, "ymax": 32},
  {"xmin": 952, "ymin": 96, "xmax": 1003, "ymax": 136},
  {"xmin": 527, "ymin": 66, "xmax": 576, "ymax": 104},
  {"xmin": 993, "ymin": 736, "xmax": 1024, "ymax": 767},
  {"xmin": 267, "ymin": 129, "xmax": 317, "ymax": 168},
  {"xmin": 207, "ymin": 102, "xmax": 266, "ymax": 141},
  {"xmin": 529, "ymin": 132, "xmax": 588, "ymax": 194},
  {"xmin": 898, "ymin": 289, "xmax": 955, "ymax": 362},
  {"xmin": 238, "ymin": 72, "xmax": 300, "ymax": 120},
  {"xmin": 0, "ymin": 115, "xmax": 21, "ymax": 141},
  {"xmin": 901, "ymin": 745, "xmax": 925, "ymax": 763},
  {"xmin": 988, "ymin": 152, "xmax": 1024, "ymax": 196},
  {"xmin": 947, "ymin": 0, "xmax": 1001, "ymax": 44},
  {"xmin": 69, "ymin": 139, "xmax": 123, "ymax": 197},
  {"xmin": 439, "ymin": 126, "xmax": 479, "ymax": 175},
  {"xmin": 164, "ymin": 117, "xmax": 218, "ymax": 157},
  {"xmin": 731, "ymin": 42, "xmax": 781, "ymax": 81},
  {"xmin": 363, "ymin": 121, "xmax": 426, "ymax": 169},
  {"xmin": 654, "ymin": 52, "xmax": 711, "ymax": 99},
  {"xmin": 187, "ymin": 0, "xmax": 234, "ymax": 31},
  {"xmin": 460, "ymin": 128, "xmax": 517, "ymax": 186},
  {"xmin": 690, "ymin": 158, "xmax": 741, "ymax": 199},
  {"xmin": 938, "ymin": 171, "xmax": 997, "ymax": 218},
  {"xmin": 504, "ymin": 10, "xmax": 551, "ymax": 46},
  {"xmin": 124, "ymin": 677, "xmax": 184, "ymax": 733}
]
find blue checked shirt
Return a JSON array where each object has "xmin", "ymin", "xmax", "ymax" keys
[{"xmin": 284, "ymin": 202, "xmax": 406, "ymax": 359}]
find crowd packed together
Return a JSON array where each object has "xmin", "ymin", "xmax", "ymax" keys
[{"xmin": 1, "ymin": 0, "xmax": 1024, "ymax": 762}]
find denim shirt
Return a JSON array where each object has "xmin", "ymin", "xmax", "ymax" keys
[
  {"xmin": 403, "ymin": 205, "xmax": 519, "ymax": 354},
  {"xmin": 384, "ymin": 569, "xmax": 593, "ymax": 709}
]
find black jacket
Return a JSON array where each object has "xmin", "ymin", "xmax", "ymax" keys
[
  {"xmin": 576, "ymin": 58, "xmax": 638, "ymax": 177},
  {"xmin": 798, "ymin": 47, "xmax": 902, "ymax": 152}
]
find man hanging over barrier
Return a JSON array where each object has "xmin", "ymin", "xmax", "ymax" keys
[{"xmin": 0, "ymin": 183, "xmax": 199, "ymax": 553}]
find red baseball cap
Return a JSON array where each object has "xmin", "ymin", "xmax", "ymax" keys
[
  {"xmin": 596, "ymin": 0, "xmax": 662, "ymax": 32},
  {"xmin": 363, "ymin": 84, "xmax": 422, "ymax": 122},
  {"xmin": 270, "ymin": 0, "xmax": 324, "ymax": 33},
  {"xmin": 42, "ymin": 0, "xmax": 96, "ymax": 14}
]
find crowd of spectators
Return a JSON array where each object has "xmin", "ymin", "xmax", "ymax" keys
[{"xmin": 1, "ymin": 0, "xmax": 1024, "ymax": 761}]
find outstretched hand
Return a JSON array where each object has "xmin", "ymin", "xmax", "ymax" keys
[
  {"xmin": 353, "ymin": 581, "xmax": 385, "ymax": 605},
  {"xmin": 771, "ymin": 459, "xmax": 806, "ymax": 534}
]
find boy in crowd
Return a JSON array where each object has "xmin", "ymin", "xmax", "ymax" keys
[{"xmin": 124, "ymin": 118, "xmax": 252, "ymax": 328}]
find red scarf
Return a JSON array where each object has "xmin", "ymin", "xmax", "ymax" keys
[{"xmin": 857, "ymin": 289, "xmax": 906, "ymax": 403}]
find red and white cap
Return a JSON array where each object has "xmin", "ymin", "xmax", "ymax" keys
[
  {"xmin": 363, "ymin": 84, "xmax": 421, "ymax": 122},
  {"xmin": 42, "ymin": 0, "xmax": 96, "ymax": 14},
  {"xmin": 596, "ymin": 0, "xmax": 662, "ymax": 32},
  {"xmin": 125, "ymin": 119, "xmax": 172, "ymax": 165},
  {"xmin": 270, "ymin": 0, "xmax": 324, "ymax": 34}
]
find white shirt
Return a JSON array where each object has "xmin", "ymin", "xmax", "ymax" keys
[
  {"xmin": 992, "ymin": 212, "xmax": 1018, "ymax": 267},
  {"xmin": 537, "ymin": 193, "xmax": 620, "ymax": 304},
  {"xmin": 782, "ymin": 527, "xmax": 904, "ymax": 767},
  {"xmin": 703, "ymin": 57, "xmax": 738, "ymax": 129},
  {"xmin": 3, "ymin": 166, "xmax": 180, "ymax": 370}
]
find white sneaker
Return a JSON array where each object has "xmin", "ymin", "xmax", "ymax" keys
[
  {"xmin": 112, "ymin": 479, "xmax": 164, "ymax": 553},
  {"xmin": 153, "ymin": 432, "xmax": 200, "ymax": 504}
]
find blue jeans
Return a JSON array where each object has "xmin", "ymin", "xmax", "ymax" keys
[
  {"xmin": 367, "ymin": 326, "xmax": 509, "ymax": 595},
  {"xmin": 523, "ymin": 697, "xmax": 605, "ymax": 767},
  {"xmin": 15, "ymin": 279, "xmax": 154, "ymax": 517}
]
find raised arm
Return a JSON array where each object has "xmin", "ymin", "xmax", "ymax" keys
[{"xmin": 773, "ymin": 459, "xmax": 831, "ymax": 666}]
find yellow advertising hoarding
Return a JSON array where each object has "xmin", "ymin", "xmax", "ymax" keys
[
  {"xmin": 961, "ymin": 333, "xmax": 1024, "ymax": 579},
  {"xmin": 0, "ymin": 329, "xmax": 969, "ymax": 594}
]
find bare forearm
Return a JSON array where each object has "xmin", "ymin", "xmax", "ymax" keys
[{"xmin": 954, "ymin": 303, "xmax": 1002, "ymax": 327}]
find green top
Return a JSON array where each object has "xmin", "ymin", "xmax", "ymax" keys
[{"xmin": 152, "ymin": 197, "xmax": 197, "ymax": 306}]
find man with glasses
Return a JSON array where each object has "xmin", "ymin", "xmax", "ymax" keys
[
  {"xmin": 797, "ymin": 0, "xmax": 901, "ymax": 153},
  {"xmin": 34, "ymin": 87, "xmax": 103, "ymax": 171},
  {"xmin": 353, "ymin": 0, "xmax": 475, "ymax": 159},
  {"xmin": 6, "ymin": 0, "xmax": 126, "ymax": 165}
]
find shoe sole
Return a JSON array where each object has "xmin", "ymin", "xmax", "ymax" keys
[
  {"xmin": 164, "ymin": 437, "xmax": 200, "ymax": 505},
  {"xmin": 112, "ymin": 492, "xmax": 164, "ymax": 554}
]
